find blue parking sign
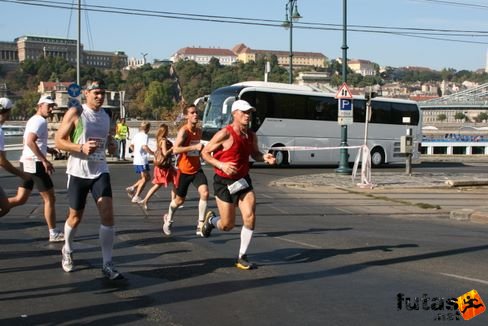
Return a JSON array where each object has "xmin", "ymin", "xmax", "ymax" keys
[{"xmin": 340, "ymin": 99, "xmax": 352, "ymax": 110}]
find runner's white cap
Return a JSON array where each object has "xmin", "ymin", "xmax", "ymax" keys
[
  {"xmin": 231, "ymin": 100, "xmax": 255, "ymax": 112},
  {"xmin": 38, "ymin": 95, "xmax": 55, "ymax": 105},
  {"xmin": 0, "ymin": 97, "xmax": 13, "ymax": 110}
]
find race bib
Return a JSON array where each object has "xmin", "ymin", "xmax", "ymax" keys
[
  {"xmin": 187, "ymin": 140, "xmax": 200, "ymax": 157},
  {"xmin": 88, "ymin": 137, "xmax": 106, "ymax": 161}
]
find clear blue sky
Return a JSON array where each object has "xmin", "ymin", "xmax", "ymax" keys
[{"xmin": 2, "ymin": 0, "xmax": 488, "ymax": 71}]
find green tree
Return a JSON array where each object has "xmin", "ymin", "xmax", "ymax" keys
[
  {"xmin": 436, "ymin": 113, "xmax": 447, "ymax": 122},
  {"xmin": 454, "ymin": 112, "xmax": 465, "ymax": 121}
]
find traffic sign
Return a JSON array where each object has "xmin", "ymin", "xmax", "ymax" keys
[
  {"xmin": 67, "ymin": 83, "xmax": 81, "ymax": 98},
  {"xmin": 338, "ymin": 117, "xmax": 353, "ymax": 125},
  {"xmin": 335, "ymin": 82, "xmax": 353, "ymax": 99},
  {"xmin": 338, "ymin": 98, "xmax": 353, "ymax": 117}
]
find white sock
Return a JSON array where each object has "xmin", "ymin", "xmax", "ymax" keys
[
  {"xmin": 211, "ymin": 215, "xmax": 221, "ymax": 228},
  {"xmin": 239, "ymin": 226, "xmax": 254, "ymax": 258},
  {"xmin": 64, "ymin": 222, "xmax": 77, "ymax": 253},
  {"xmin": 49, "ymin": 228, "xmax": 59, "ymax": 235},
  {"xmin": 167, "ymin": 200, "xmax": 179, "ymax": 221},
  {"xmin": 198, "ymin": 199, "xmax": 207, "ymax": 222},
  {"xmin": 99, "ymin": 225, "xmax": 114, "ymax": 266}
]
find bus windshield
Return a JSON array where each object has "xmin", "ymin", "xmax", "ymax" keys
[{"xmin": 202, "ymin": 86, "xmax": 244, "ymax": 141}]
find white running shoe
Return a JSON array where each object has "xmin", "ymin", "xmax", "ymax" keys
[
  {"xmin": 126, "ymin": 186, "xmax": 135, "ymax": 199},
  {"xmin": 162, "ymin": 213, "xmax": 173, "ymax": 236},
  {"xmin": 61, "ymin": 246, "xmax": 74, "ymax": 272},
  {"xmin": 49, "ymin": 230, "xmax": 65, "ymax": 243},
  {"xmin": 196, "ymin": 221, "xmax": 204, "ymax": 237},
  {"xmin": 131, "ymin": 195, "xmax": 142, "ymax": 203}
]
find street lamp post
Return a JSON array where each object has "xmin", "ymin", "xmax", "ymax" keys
[
  {"xmin": 282, "ymin": 0, "xmax": 302, "ymax": 84},
  {"xmin": 336, "ymin": 0, "xmax": 352, "ymax": 174}
]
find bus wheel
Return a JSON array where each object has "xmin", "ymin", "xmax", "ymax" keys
[
  {"xmin": 370, "ymin": 147, "xmax": 385, "ymax": 168},
  {"xmin": 270, "ymin": 148, "xmax": 289, "ymax": 167}
]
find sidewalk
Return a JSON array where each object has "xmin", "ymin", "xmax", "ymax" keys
[{"xmin": 271, "ymin": 170, "xmax": 488, "ymax": 224}]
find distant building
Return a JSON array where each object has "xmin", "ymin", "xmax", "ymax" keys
[
  {"xmin": 170, "ymin": 47, "xmax": 237, "ymax": 66},
  {"xmin": 232, "ymin": 43, "xmax": 326, "ymax": 68},
  {"xmin": 0, "ymin": 35, "xmax": 127, "ymax": 69},
  {"xmin": 348, "ymin": 59, "xmax": 376, "ymax": 76},
  {"xmin": 296, "ymin": 72, "xmax": 335, "ymax": 92}
]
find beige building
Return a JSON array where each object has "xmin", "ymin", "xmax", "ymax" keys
[
  {"xmin": 170, "ymin": 47, "xmax": 237, "ymax": 66},
  {"xmin": 233, "ymin": 43, "xmax": 326, "ymax": 68},
  {"xmin": 348, "ymin": 59, "xmax": 376, "ymax": 76}
]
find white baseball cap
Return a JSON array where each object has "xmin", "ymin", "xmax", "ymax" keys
[
  {"xmin": 231, "ymin": 100, "xmax": 255, "ymax": 112},
  {"xmin": 37, "ymin": 95, "xmax": 55, "ymax": 105},
  {"xmin": 0, "ymin": 97, "xmax": 13, "ymax": 111}
]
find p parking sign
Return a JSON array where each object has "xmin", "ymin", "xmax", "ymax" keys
[{"xmin": 338, "ymin": 99, "xmax": 353, "ymax": 125}]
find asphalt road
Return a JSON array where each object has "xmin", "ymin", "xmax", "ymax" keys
[{"xmin": 1, "ymin": 162, "xmax": 488, "ymax": 325}]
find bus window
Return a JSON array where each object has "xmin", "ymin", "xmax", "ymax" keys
[
  {"xmin": 308, "ymin": 96, "xmax": 337, "ymax": 121},
  {"xmin": 353, "ymin": 99, "xmax": 366, "ymax": 123},
  {"xmin": 371, "ymin": 101, "xmax": 391, "ymax": 124},
  {"xmin": 391, "ymin": 102, "xmax": 419, "ymax": 125}
]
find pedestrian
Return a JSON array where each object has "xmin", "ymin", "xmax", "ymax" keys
[
  {"xmin": 0, "ymin": 98, "xmax": 32, "ymax": 217},
  {"xmin": 114, "ymin": 117, "xmax": 129, "ymax": 160},
  {"xmin": 8, "ymin": 95, "xmax": 64, "ymax": 242},
  {"xmin": 138, "ymin": 123, "xmax": 176, "ymax": 210},
  {"xmin": 201, "ymin": 100, "xmax": 276, "ymax": 270},
  {"xmin": 125, "ymin": 121, "xmax": 153, "ymax": 203},
  {"xmin": 54, "ymin": 78, "xmax": 123, "ymax": 280},
  {"xmin": 162, "ymin": 104, "xmax": 209, "ymax": 237}
]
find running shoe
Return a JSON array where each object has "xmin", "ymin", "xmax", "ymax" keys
[
  {"xmin": 137, "ymin": 199, "xmax": 148, "ymax": 210},
  {"xmin": 162, "ymin": 213, "xmax": 173, "ymax": 236},
  {"xmin": 196, "ymin": 221, "xmax": 204, "ymax": 237},
  {"xmin": 49, "ymin": 230, "xmax": 65, "ymax": 243},
  {"xmin": 235, "ymin": 254, "xmax": 256, "ymax": 270},
  {"xmin": 131, "ymin": 195, "xmax": 142, "ymax": 203},
  {"xmin": 102, "ymin": 262, "xmax": 124, "ymax": 280},
  {"xmin": 201, "ymin": 210, "xmax": 216, "ymax": 238},
  {"xmin": 61, "ymin": 246, "xmax": 74, "ymax": 272},
  {"xmin": 126, "ymin": 186, "xmax": 135, "ymax": 199}
]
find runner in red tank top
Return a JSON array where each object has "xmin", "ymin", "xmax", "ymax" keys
[{"xmin": 201, "ymin": 100, "xmax": 276, "ymax": 270}]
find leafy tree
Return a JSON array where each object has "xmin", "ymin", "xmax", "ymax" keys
[
  {"xmin": 436, "ymin": 113, "xmax": 447, "ymax": 122},
  {"xmin": 476, "ymin": 112, "xmax": 488, "ymax": 122},
  {"xmin": 454, "ymin": 112, "xmax": 465, "ymax": 121}
]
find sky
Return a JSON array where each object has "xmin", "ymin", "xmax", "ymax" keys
[{"xmin": 2, "ymin": 0, "xmax": 488, "ymax": 72}]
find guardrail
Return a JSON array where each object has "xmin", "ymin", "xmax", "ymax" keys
[{"xmin": 421, "ymin": 141, "xmax": 488, "ymax": 155}]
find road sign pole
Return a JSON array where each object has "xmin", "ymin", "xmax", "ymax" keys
[{"xmin": 336, "ymin": 0, "xmax": 351, "ymax": 175}]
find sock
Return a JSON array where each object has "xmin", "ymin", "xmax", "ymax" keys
[
  {"xmin": 49, "ymin": 228, "xmax": 59, "ymax": 235},
  {"xmin": 239, "ymin": 226, "xmax": 254, "ymax": 258},
  {"xmin": 211, "ymin": 215, "xmax": 221, "ymax": 228},
  {"xmin": 198, "ymin": 199, "xmax": 207, "ymax": 222},
  {"xmin": 99, "ymin": 225, "xmax": 115, "ymax": 266},
  {"xmin": 63, "ymin": 222, "xmax": 77, "ymax": 253},
  {"xmin": 167, "ymin": 200, "xmax": 179, "ymax": 221}
]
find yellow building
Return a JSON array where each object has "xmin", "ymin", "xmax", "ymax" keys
[{"xmin": 232, "ymin": 43, "xmax": 326, "ymax": 68}]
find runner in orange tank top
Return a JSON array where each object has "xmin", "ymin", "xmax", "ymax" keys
[{"xmin": 162, "ymin": 104, "xmax": 209, "ymax": 237}]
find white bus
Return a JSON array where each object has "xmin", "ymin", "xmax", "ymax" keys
[{"xmin": 201, "ymin": 81, "xmax": 421, "ymax": 167}]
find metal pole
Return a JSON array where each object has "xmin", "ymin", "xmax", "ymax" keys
[
  {"xmin": 288, "ymin": 0, "xmax": 293, "ymax": 84},
  {"xmin": 77, "ymin": 0, "xmax": 80, "ymax": 86},
  {"xmin": 336, "ymin": 0, "xmax": 351, "ymax": 174},
  {"xmin": 406, "ymin": 128, "xmax": 412, "ymax": 175}
]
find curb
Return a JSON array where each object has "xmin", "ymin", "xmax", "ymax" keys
[{"xmin": 450, "ymin": 208, "xmax": 488, "ymax": 224}]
